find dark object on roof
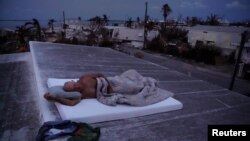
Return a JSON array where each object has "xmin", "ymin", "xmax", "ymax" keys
[{"xmin": 36, "ymin": 120, "xmax": 100, "ymax": 141}]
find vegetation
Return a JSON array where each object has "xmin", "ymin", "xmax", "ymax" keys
[
  {"xmin": 24, "ymin": 18, "xmax": 42, "ymax": 40},
  {"xmin": 206, "ymin": 14, "xmax": 221, "ymax": 26},
  {"xmin": 161, "ymin": 3, "xmax": 172, "ymax": 26},
  {"xmin": 146, "ymin": 3, "xmax": 226, "ymax": 65},
  {"xmin": 48, "ymin": 19, "xmax": 55, "ymax": 33},
  {"xmin": 125, "ymin": 17, "xmax": 133, "ymax": 28},
  {"xmin": 185, "ymin": 14, "xmax": 223, "ymax": 26},
  {"xmin": 134, "ymin": 52, "xmax": 144, "ymax": 59},
  {"xmin": 85, "ymin": 15, "xmax": 113, "ymax": 46},
  {"xmin": 99, "ymin": 39, "xmax": 114, "ymax": 47},
  {"xmin": 159, "ymin": 26, "xmax": 188, "ymax": 43},
  {"xmin": 148, "ymin": 36, "xmax": 222, "ymax": 65},
  {"xmin": 0, "ymin": 40, "xmax": 19, "ymax": 54},
  {"xmin": 147, "ymin": 22, "xmax": 223, "ymax": 65},
  {"xmin": 53, "ymin": 15, "xmax": 114, "ymax": 47},
  {"xmin": 146, "ymin": 21, "xmax": 156, "ymax": 31},
  {"xmin": 0, "ymin": 18, "xmax": 44, "ymax": 54},
  {"xmin": 102, "ymin": 14, "xmax": 109, "ymax": 25},
  {"xmin": 186, "ymin": 16, "xmax": 203, "ymax": 26},
  {"xmin": 147, "ymin": 36, "xmax": 165, "ymax": 52},
  {"xmin": 190, "ymin": 44, "xmax": 222, "ymax": 65},
  {"xmin": 149, "ymin": 26, "xmax": 187, "ymax": 53}
]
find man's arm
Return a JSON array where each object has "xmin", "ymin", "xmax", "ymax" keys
[
  {"xmin": 44, "ymin": 93, "xmax": 81, "ymax": 106},
  {"xmin": 53, "ymin": 97, "xmax": 81, "ymax": 106}
]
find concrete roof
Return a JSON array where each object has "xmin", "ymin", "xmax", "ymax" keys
[
  {"xmin": 0, "ymin": 53, "xmax": 40, "ymax": 141},
  {"xmin": 1, "ymin": 42, "xmax": 250, "ymax": 140},
  {"xmin": 29, "ymin": 41, "xmax": 250, "ymax": 140}
]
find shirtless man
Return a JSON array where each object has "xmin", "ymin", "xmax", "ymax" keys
[{"xmin": 44, "ymin": 73, "xmax": 112, "ymax": 106}]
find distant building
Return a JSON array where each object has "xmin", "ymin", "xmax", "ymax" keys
[
  {"xmin": 106, "ymin": 26, "xmax": 159, "ymax": 49},
  {"xmin": 187, "ymin": 25, "xmax": 250, "ymax": 55}
]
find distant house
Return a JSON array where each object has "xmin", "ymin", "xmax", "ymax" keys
[
  {"xmin": 106, "ymin": 26, "xmax": 159, "ymax": 49},
  {"xmin": 187, "ymin": 25, "xmax": 250, "ymax": 55},
  {"xmin": 55, "ymin": 19, "xmax": 87, "ymax": 41}
]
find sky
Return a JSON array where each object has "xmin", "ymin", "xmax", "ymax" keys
[{"xmin": 0, "ymin": 0, "xmax": 250, "ymax": 28}]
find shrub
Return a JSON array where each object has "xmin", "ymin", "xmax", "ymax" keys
[
  {"xmin": 191, "ymin": 44, "xmax": 222, "ymax": 65},
  {"xmin": 99, "ymin": 39, "xmax": 114, "ymax": 47},
  {"xmin": 147, "ymin": 36, "xmax": 165, "ymax": 52},
  {"xmin": 134, "ymin": 52, "xmax": 144, "ymax": 59},
  {"xmin": 160, "ymin": 26, "xmax": 188, "ymax": 43},
  {"xmin": 228, "ymin": 51, "xmax": 235, "ymax": 64},
  {"xmin": 164, "ymin": 45, "xmax": 179, "ymax": 56},
  {"xmin": 178, "ymin": 43, "xmax": 192, "ymax": 59}
]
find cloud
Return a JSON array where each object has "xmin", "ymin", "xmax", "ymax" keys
[
  {"xmin": 180, "ymin": 0, "xmax": 207, "ymax": 8},
  {"xmin": 226, "ymin": 1, "xmax": 247, "ymax": 9}
]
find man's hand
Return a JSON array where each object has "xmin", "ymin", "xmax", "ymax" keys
[{"xmin": 44, "ymin": 93, "xmax": 56, "ymax": 100}]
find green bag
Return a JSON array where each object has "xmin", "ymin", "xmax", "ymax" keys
[{"xmin": 67, "ymin": 122, "xmax": 100, "ymax": 141}]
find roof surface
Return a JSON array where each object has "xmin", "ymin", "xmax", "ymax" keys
[
  {"xmin": 29, "ymin": 41, "xmax": 250, "ymax": 141},
  {"xmin": 0, "ymin": 53, "xmax": 40, "ymax": 141}
]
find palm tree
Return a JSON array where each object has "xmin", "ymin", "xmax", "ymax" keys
[
  {"xmin": 206, "ymin": 14, "xmax": 221, "ymax": 26},
  {"xmin": 103, "ymin": 14, "xmax": 109, "ymax": 25},
  {"xmin": 24, "ymin": 18, "xmax": 42, "ymax": 40},
  {"xmin": 78, "ymin": 16, "xmax": 82, "ymax": 26},
  {"xmin": 32, "ymin": 19, "xmax": 41, "ymax": 39},
  {"xmin": 191, "ymin": 17, "xmax": 199, "ymax": 26},
  {"xmin": 146, "ymin": 21, "xmax": 155, "ymax": 31},
  {"xmin": 48, "ymin": 19, "xmax": 55, "ymax": 33},
  {"xmin": 15, "ymin": 26, "xmax": 26, "ymax": 45},
  {"xmin": 126, "ymin": 17, "xmax": 133, "ymax": 28},
  {"xmin": 161, "ymin": 3, "xmax": 172, "ymax": 26},
  {"xmin": 89, "ymin": 16, "xmax": 104, "ymax": 27},
  {"xmin": 137, "ymin": 17, "xmax": 140, "ymax": 23},
  {"xmin": 78, "ymin": 16, "xmax": 81, "ymax": 21},
  {"xmin": 86, "ymin": 16, "xmax": 106, "ymax": 46}
]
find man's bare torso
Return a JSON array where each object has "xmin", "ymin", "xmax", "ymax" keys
[{"xmin": 77, "ymin": 75, "xmax": 97, "ymax": 98}]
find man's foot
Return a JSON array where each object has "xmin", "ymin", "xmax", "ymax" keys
[{"xmin": 44, "ymin": 93, "xmax": 56, "ymax": 101}]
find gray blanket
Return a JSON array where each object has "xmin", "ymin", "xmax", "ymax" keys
[{"xmin": 96, "ymin": 69, "xmax": 173, "ymax": 106}]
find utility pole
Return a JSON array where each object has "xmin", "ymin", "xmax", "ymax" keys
[
  {"xmin": 143, "ymin": 1, "xmax": 148, "ymax": 49},
  {"xmin": 62, "ymin": 11, "xmax": 66, "ymax": 38},
  {"xmin": 229, "ymin": 31, "xmax": 248, "ymax": 90}
]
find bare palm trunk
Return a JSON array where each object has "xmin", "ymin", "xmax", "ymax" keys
[{"xmin": 164, "ymin": 16, "xmax": 167, "ymax": 27}]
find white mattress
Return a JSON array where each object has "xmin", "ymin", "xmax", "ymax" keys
[{"xmin": 47, "ymin": 78, "xmax": 183, "ymax": 123}]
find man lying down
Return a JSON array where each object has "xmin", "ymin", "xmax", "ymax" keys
[{"xmin": 44, "ymin": 69, "xmax": 173, "ymax": 106}]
